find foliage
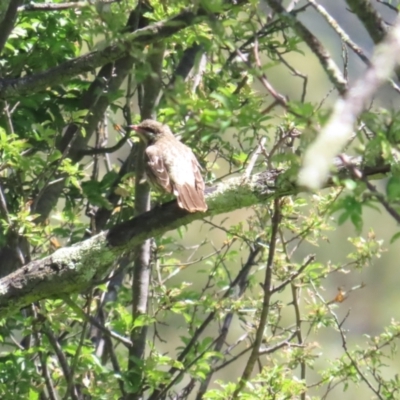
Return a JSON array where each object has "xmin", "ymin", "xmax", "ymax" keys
[{"xmin": 0, "ymin": 0, "xmax": 400, "ymax": 399}]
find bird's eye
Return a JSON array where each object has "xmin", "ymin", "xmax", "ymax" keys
[{"xmin": 145, "ymin": 127, "xmax": 157, "ymax": 135}]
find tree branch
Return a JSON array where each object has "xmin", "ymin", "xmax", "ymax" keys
[
  {"xmin": 298, "ymin": 12, "xmax": 400, "ymax": 189},
  {"xmin": 232, "ymin": 198, "xmax": 281, "ymax": 398},
  {"xmin": 128, "ymin": 40, "xmax": 165, "ymax": 400},
  {"xmin": 265, "ymin": 0, "xmax": 347, "ymax": 94},
  {"xmin": 0, "ymin": 161, "xmax": 389, "ymax": 318},
  {"xmin": 18, "ymin": 0, "xmax": 120, "ymax": 12},
  {"xmin": 77, "ymin": 127, "xmax": 132, "ymax": 157},
  {"xmin": 0, "ymin": 9, "xmax": 206, "ymax": 99},
  {"xmin": 0, "ymin": 8, "xmax": 144, "ymax": 277},
  {"xmin": 0, "ymin": 0, "xmax": 24, "ymax": 55},
  {"xmin": 345, "ymin": 0, "xmax": 387, "ymax": 44}
]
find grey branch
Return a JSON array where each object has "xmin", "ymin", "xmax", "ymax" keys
[
  {"xmin": 345, "ymin": 0, "xmax": 388, "ymax": 44},
  {"xmin": 265, "ymin": 0, "xmax": 347, "ymax": 94},
  {"xmin": 299, "ymin": 12, "xmax": 400, "ymax": 189},
  {"xmin": 18, "ymin": 1, "xmax": 120, "ymax": 12},
  {"xmin": 0, "ymin": 161, "xmax": 389, "ymax": 318}
]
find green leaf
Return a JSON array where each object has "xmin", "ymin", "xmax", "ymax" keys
[
  {"xmin": 390, "ymin": 231, "xmax": 400, "ymax": 244},
  {"xmin": 48, "ymin": 149, "xmax": 62, "ymax": 163},
  {"xmin": 386, "ymin": 175, "xmax": 400, "ymax": 201}
]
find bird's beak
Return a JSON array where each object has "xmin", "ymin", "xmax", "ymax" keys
[
  {"xmin": 122, "ymin": 125, "xmax": 149, "ymax": 143},
  {"xmin": 122, "ymin": 125, "xmax": 140, "ymax": 132}
]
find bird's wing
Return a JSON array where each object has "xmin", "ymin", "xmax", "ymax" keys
[
  {"xmin": 170, "ymin": 149, "xmax": 207, "ymax": 212},
  {"xmin": 145, "ymin": 146, "xmax": 172, "ymax": 193},
  {"xmin": 191, "ymin": 155, "xmax": 205, "ymax": 192}
]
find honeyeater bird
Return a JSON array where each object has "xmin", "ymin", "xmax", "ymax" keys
[{"xmin": 126, "ymin": 119, "xmax": 208, "ymax": 213}]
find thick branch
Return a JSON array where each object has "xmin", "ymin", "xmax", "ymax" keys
[
  {"xmin": 0, "ymin": 1, "xmax": 12, "ymax": 24},
  {"xmin": 0, "ymin": 161, "xmax": 389, "ymax": 318},
  {"xmin": 0, "ymin": 170, "xmax": 275, "ymax": 317},
  {"xmin": 0, "ymin": 0, "xmax": 24, "ymax": 55},
  {"xmin": 345, "ymin": 0, "xmax": 387, "ymax": 44}
]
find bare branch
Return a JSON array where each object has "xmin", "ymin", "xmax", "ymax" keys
[
  {"xmin": 61, "ymin": 294, "xmax": 133, "ymax": 347},
  {"xmin": 299, "ymin": 13, "xmax": 400, "ymax": 189},
  {"xmin": 308, "ymin": 0, "xmax": 400, "ymax": 94},
  {"xmin": 77, "ymin": 127, "xmax": 132, "ymax": 156},
  {"xmin": 265, "ymin": 0, "xmax": 347, "ymax": 94},
  {"xmin": 18, "ymin": 0, "xmax": 120, "ymax": 12},
  {"xmin": 345, "ymin": 0, "xmax": 388, "ymax": 44},
  {"xmin": 43, "ymin": 325, "xmax": 80, "ymax": 400},
  {"xmin": 232, "ymin": 198, "xmax": 281, "ymax": 398}
]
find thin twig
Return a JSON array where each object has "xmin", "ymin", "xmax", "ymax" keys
[
  {"xmin": 196, "ymin": 244, "xmax": 264, "ymax": 399},
  {"xmin": 266, "ymin": 0, "xmax": 347, "ymax": 94},
  {"xmin": 271, "ymin": 254, "xmax": 315, "ymax": 293},
  {"xmin": 78, "ymin": 126, "xmax": 132, "ymax": 156},
  {"xmin": 313, "ymin": 287, "xmax": 384, "ymax": 399},
  {"xmin": 32, "ymin": 328, "xmax": 58, "ymax": 400},
  {"xmin": 232, "ymin": 198, "xmax": 281, "ymax": 398},
  {"xmin": 244, "ymin": 137, "xmax": 267, "ymax": 180},
  {"xmin": 42, "ymin": 325, "xmax": 80, "ymax": 400},
  {"xmin": 308, "ymin": 0, "xmax": 400, "ymax": 94},
  {"xmin": 339, "ymin": 154, "xmax": 400, "ymax": 224},
  {"xmin": 258, "ymin": 330, "xmax": 300, "ymax": 354},
  {"xmin": 61, "ymin": 294, "xmax": 133, "ymax": 347}
]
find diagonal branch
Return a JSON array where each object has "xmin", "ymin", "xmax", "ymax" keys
[
  {"xmin": 345, "ymin": 0, "xmax": 387, "ymax": 44},
  {"xmin": 298, "ymin": 12, "xmax": 400, "ymax": 189},
  {"xmin": 0, "ymin": 161, "xmax": 390, "ymax": 318},
  {"xmin": 232, "ymin": 198, "xmax": 281, "ymax": 398},
  {"xmin": 265, "ymin": 0, "xmax": 347, "ymax": 94}
]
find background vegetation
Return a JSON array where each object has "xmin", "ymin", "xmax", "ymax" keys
[{"xmin": 0, "ymin": 0, "xmax": 399, "ymax": 399}]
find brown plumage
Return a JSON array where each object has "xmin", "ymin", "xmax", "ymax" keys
[{"xmin": 127, "ymin": 120, "xmax": 207, "ymax": 213}]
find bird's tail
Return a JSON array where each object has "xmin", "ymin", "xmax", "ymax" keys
[{"xmin": 174, "ymin": 184, "xmax": 207, "ymax": 213}]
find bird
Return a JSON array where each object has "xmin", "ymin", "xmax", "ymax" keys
[{"xmin": 125, "ymin": 119, "xmax": 208, "ymax": 213}]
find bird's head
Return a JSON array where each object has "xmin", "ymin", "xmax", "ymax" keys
[{"xmin": 125, "ymin": 119, "xmax": 171, "ymax": 144}]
